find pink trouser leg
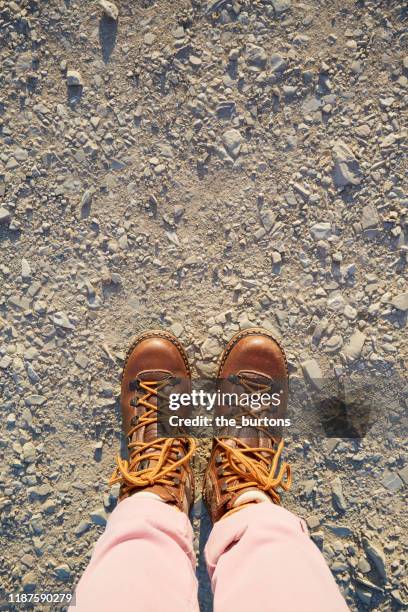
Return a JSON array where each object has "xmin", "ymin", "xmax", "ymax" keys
[
  {"xmin": 71, "ymin": 497, "xmax": 199, "ymax": 612},
  {"xmin": 205, "ymin": 502, "xmax": 349, "ymax": 612}
]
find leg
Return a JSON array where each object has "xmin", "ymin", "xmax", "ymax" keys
[
  {"xmin": 72, "ymin": 497, "xmax": 198, "ymax": 612},
  {"xmin": 203, "ymin": 329, "xmax": 348, "ymax": 611},
  {"xmin": 205, "ymin": 502, "xmax": 348, "ymax": 612},
  {"xmin": 72, "ymin": 330, "xmax": 199, "ymax": 611}
]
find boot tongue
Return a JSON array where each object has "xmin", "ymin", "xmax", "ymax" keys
[
  {"xmin": 137, "ymin": 369, "xmax": 173, "ymax": 382},
  {"xmin": 220, "ymin": 370, "xmax": 276, "ymax": 448},
  {"xmin": 220, "ymin": 371, "xmax": 274, "ymax": 395},
  {"xmin": 131, "ymin": 370, "xmax": 172, "ymax": 446},
  {"xmin": 237, "ymin": 370, "xmax": 274, "ymax": 386}
]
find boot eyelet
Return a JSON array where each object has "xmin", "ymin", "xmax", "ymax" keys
[{"xmin": 129, "ymin": 379, "xmax": 139, "ymax": 391}]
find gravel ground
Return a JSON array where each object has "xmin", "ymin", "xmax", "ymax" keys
[{"xmin": 0, "ymin": 0, "xmax": 407, "ymax": 610}]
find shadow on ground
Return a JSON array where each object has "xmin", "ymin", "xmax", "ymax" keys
[
  {"xmin": 197, "ymin": 501, "xmax": 213, "ymax": 612},
  {"xmin": 99, "ymin": 16, "xmax": 118, "ymax": 63}
]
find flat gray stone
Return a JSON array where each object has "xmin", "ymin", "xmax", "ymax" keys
[
  {"xmin": 201, "ymin": 336, "xmax": 221, "ymax": 358},
  {"xmin": 52, "ymin": 311, "xmax": 75, "ymax": 330},
  {"xmin": 324, "ymin": 334, "xmax": 343, "ymax": 352},
  {"xmin": 90, "ymin": 507, "xmax": 108, "ymax": 526},
  {"xmin": 271, "ymin": 0, "xmax": 291, "ymax": 13},
  {"xmin": 358, "ymin": 556, "xmax": 371, "ymax": 573},
  {"xmin": 99, "ymin": 0, "xmax": 118, "ymax": 20},
  {"xmin": 75, "ymin": 352, "xmax": 90, "ymax": 369},
  {"xmin": 327, "ymin": 292, "xmax": 346, "ymax": 313},
  {"xmin": 302, "ymin": 96, "xmax": 322, "ymax": 114},
  {"xmin": 260, "ymin": 209, "xmax": 276, "ymax": 232},
  {"xmin": 222, "ymin": 129, "xmax": 243, "ymax": 158},
  {"xmin": 21, "ymin": 258, "xmax": 31, "ymax": 279},
  {"xmin": 22, "ymin": 571, "xmax": 37, "ymax": 591},
  {"xmin": 306, "ymin": 515, "xmax": 320, "ymax": 529},
  {"xmin": 144, "ymin": 33, "xmax": 155, "ymax": 45},
  {"xmin": 332, "ymin": 141, "xmax": 361, "ymax": 187},
  {"xmin": 54, "ymin": 564, "xmax": 71, "ymax": 582},
  {"xmin": 246, "ymin": 44, "xmax": 267, "ymax": 68},
  {"xmin": 0, "ymin": 355, "xmax": 12, "ymax": 369},
  {"xmin": 391, "ymin": 590, "xmax": 407, "ymax": 607},
  {"xmin": 22, "ymin": 442, "xmax": 36, "ymax": 463},
  {"xmin": 301, "ymin": 358, "xmax": 323, "ymax": 388},
  {"xmin": 363, "ymin": 538, "xmax": 387, "ymax": 581},
  {"xmin": 0, "ymin": 207, "xmax": 11, "ymax": 224},
  {"xmin": 331, "ymin": 476, "xmax": 347, "ymax": 511},
  {"xmin": 361, "ymin": 204, "xmax": 379, "ymax": 231},
  {"xmin": 342, "ymin": 330, "xmax": 366, "ymax": 360},
  {"xmin": 26, "ymin": 395, "xmax": 46, "ymax": 406},
  {"xmin": 382, "ymin": 471, "xmax": 403, "ymax": 492},
  {"xmin": 310, "ymin": 222, "xmax": 331, "ymax": 240},
  {"xmin": 80, "ymin": 188, "xmax": 94, "ymax": 215},
  {"xmin": 326, "ymin": 524, "xmax": 353, "ymax": 538},
  {"xmin": 67, "ymin": 70, "xmax": 83, "ymax": 87},
  {"xmin": 75, "ymin": 519, "xmax": 92, "ymax": 536},
  {"xmin": 270, "ymin": 53, "xmax": 286, "ymax": 73},
  {"xmin": 398, "ymin": 464, "xmax": 408, "ymax": 485},
  {"xmin": 391, "ymin": 293, "xmax": 408, "ymax": 312}
]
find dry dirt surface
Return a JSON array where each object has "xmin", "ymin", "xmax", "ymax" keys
[{"xmin": 0, "ymin": 0, "xmax": 407, "ymax": 610}]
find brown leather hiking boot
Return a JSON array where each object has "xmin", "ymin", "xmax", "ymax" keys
[
  {"xmin": 109, "ymin": 330, "xmax": 196, "ymax": 513},
  {"xmin": 203, "ymin": 328, "xmax": 292, "ymax": 522}
]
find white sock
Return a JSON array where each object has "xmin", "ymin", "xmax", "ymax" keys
[
  {"xmin": 233, "ymin": 490, "xmax": 271, "ymax": 507},
  {"xmin": 132, "ymin": 491, "xmax": 165, "ymax": 503}
]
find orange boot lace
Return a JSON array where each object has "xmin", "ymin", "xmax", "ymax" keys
[
  {"xmin": 109, "ymin": 377, "xmax": 196, "ymax": 496},
  {"xmin": 216, "ymin": 372, "xmax": 292, "ymax": 518}
]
